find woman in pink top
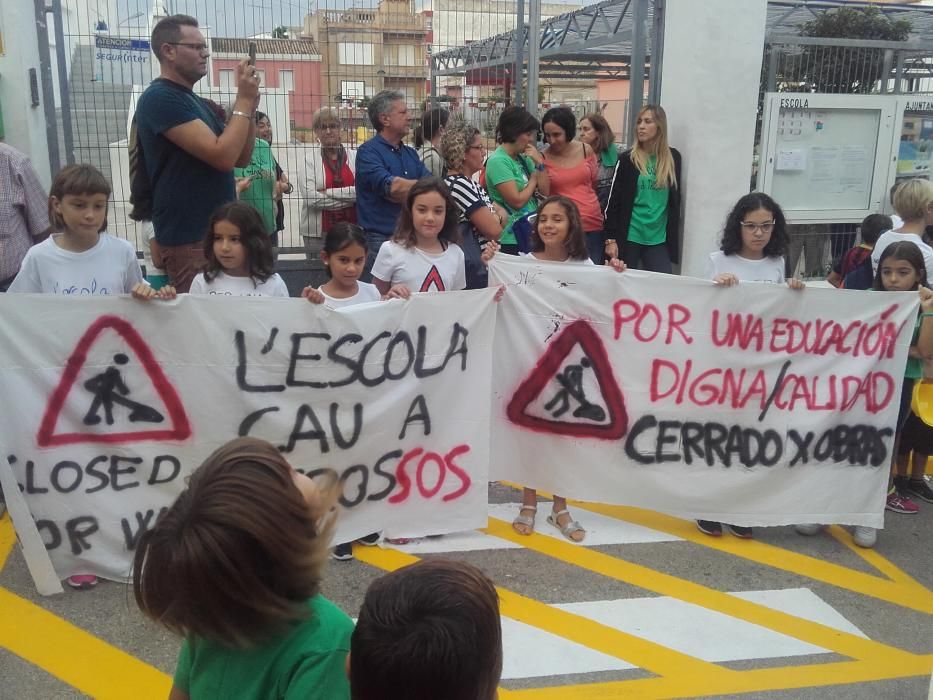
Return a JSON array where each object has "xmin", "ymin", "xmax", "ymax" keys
[{"xmin": 541, "ymin": 107, "xmax": 618, "ymax": 264}]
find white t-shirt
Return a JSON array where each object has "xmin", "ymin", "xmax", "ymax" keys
[
  {"xmin": 320, "ymin": 281, "xmax": 381, "ymax": 308},
  {"xmin": 372, "ymin": 241, "xmax": 466, "ymax": 292},
  {"xmin": 520, "ymin": 252, "xmax": 595, "ymax": 265},
  {"xmin": 705, "ymin": 251, "xmax": 786, "ymax": 284},
  {"xmin": 189, "ymin": 271, "xmax": 289, "ymax": 297},
  {"xmin": 9, "ymin": 233, "xmax": 144, "ymax": 294},
  {"xmin": 870, "ymin": 230, "xmax": 933, "ymax": 280}
]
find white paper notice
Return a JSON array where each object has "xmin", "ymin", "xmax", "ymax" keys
[
  {"xmin": 839, "ymin": 145, "xmax": 871, "ymax": 195},
  {"xmin": 807, "ymin": 146, "xmax": 842, "ymax": 195},
  {"xmin": 776, "ymin": 148, "xmax": 807, "ymax": 171}
]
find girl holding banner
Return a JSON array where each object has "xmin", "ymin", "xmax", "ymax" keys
[
  {"xmin": 484, "ymin": 195, "xmax": 624, "ymax": 542},
  {"xmin": 702, "ymin": 192, "xmax": 803, "ymax": 541}
]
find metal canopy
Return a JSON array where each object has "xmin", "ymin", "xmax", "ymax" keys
[
  {"xmin": 431, "ymin": 0, "xmax": 651, "ymax": 79},
  {"xmin": 431, "ymin": 0, "xmax": 933, "ymax": 80}
]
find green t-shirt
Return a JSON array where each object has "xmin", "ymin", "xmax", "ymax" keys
[
  {"xmin": 908, "ymin": 312, "xmax": 923, "ymax": 380},
  {"xmin": 234, "ymin": 138, "xmax": 277, "ymax": 236},
  {"xmin": 485, "ymin": 146, "xmax": 539, "ymax": 245},
  {"xmin": 173, "ymin": 595, "xmax": 353, "ymax": 700},
  {"xmin": 627, "ymin": 155, "xmax": 669, "ymax": 246}
]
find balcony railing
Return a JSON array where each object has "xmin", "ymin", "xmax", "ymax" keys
[{"xmin": 322, "ymin": 10, "xmax": 425, "ymax": 31}]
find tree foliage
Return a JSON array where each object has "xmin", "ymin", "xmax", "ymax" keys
[
  {"xmin": 799, "ymin": 6, "xmax": 911, "ymax": 42},
  {"xmin": 788, "ymin": 6, "xmax": 912, "ymax": 93},
  {"xmin": 272, "ymin": 26, "xmax": 288, "ymax": 39}
]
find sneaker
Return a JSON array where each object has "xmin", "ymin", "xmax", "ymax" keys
[
  {"xmin": 906, "ymin": 479, "xmax": 933, "ymax": 504},
  {"xmin": 852, "ymin": 526, "xmax": 877, "ymax": 549},
  {"xmin": 696, "ymin": 520, "xmax": 722, "ymax": 537},
  {"xmin": 357, "ymin": 532, "xmax": 380, "ymax": 546},
  {"xmin": 795, "ymin": 523, "xmax": 824, "ymax": 536},
  {"xmin": 726, "ymin": 524, "xmax": 754, "ymax": 539},
  {"xmin": 331, "ymin": 543, "xmax": 353, "ymax": 561},
  {"xmin": 885, "ymin": 490, "xmax": 919, "ymax": 514},
  {"xmin": 66, "ymin": 574, "xmax": 98, "ymax": 590},
  {"xmin": 385, "ymin": 537, "xmax": 412, "ymax": 545}
]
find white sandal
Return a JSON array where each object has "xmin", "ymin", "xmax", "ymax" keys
[
  {"xmin": 547, "ymin": 509, "xmax": 586, "ymax": 542},
  {"xmin": 512, "ymin": 505, "xmax": 537, "ymax": 535}
]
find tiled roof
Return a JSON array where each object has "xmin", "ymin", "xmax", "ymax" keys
[{"xmin": 211, "ymin": 37, "xmax": 319, "ymax": 55}]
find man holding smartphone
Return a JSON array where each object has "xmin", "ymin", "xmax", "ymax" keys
[{"xmin": 136, "ymin": 14, "xmax": 261, "ymax": 292}]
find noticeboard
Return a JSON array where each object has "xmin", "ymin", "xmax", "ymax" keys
[{"xmin": 757, "ymin": 93, "xmax": 899, "ymax": 223}]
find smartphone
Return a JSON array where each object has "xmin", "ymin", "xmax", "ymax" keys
[{"xmin": 248, "ymin": 41, "xmax": 257, "ymax": 66}]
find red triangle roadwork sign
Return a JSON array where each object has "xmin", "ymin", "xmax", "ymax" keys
[
  {"xmin": 37, "ymin": 315, "xmax": 191, "ymax": 447},
  {"xmin": 506, "ymin": 319, "xmax": 628, "ymax": 439}
]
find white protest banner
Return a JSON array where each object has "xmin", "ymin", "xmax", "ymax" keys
[
  {"xmin": 489, "ymin": 255, "xmax": 917, "ymax": 528},
  {"xmin": 0, "ymin": 290, "xmax": 497, "ymax": 587}
]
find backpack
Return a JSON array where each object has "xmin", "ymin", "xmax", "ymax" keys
[{"xmin": 127, "ymin": 115, "xmax": 153, "ymax": 222}]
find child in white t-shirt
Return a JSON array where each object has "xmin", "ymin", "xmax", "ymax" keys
[
  {"xmin": 9, "ymin": 164, "xmax": 174, "ymax": 590},
  {"xmin": 189, "ymin": 203, "xmax": 289, "ymax": 297},
  {"xmin": 482, "ymin": 195, "xmax": 625, "ymax": 544},
  {"xmin": 371, "ymin": 178, "xmax": 466, "ymax": 296},
  {"xmin": 302, "ymin": 222, "xmax": 381, "ymax": 308},
  {"xmin": 700, "ymin": 192, "xmax": 804, "ymax": 542},
  {"xmin": 302, "ymin": 222, "xmax": 384, "ymax": 560},
  {"xmin": 10, "ymin": 165, "xmax": 157, "ymax": 297},
  {"xmin": 705, "ymin": 192, "xmax": 805, "ymax": 289}
]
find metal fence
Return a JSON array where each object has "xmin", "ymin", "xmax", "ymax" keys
[
  {"xmin": 760, "ymin": 36, "xmax": 933, "ymax": 279},
  {"xmin": 37, "ymin": 0, "xmax": 626, "ymax": 273}
]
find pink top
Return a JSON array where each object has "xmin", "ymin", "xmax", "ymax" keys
[{"xmin": 543, "ymin": 153, "xmax": 604, "ymax": 232}]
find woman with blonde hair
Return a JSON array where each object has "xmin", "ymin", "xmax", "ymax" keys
[
  {"xmin": 604, "ymin": 105, "xmax": 682, "ymax": 273},
  {"xmin": 299, "ymin": 107, "xmax": 358, "ymax": 240}
]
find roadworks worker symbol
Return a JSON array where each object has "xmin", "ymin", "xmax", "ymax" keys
[
  {"xmin": 506, "ymin": 319, "xmax": 628, "ymax": 439},
  {"xmin": 37, "ymin": 315, "xmax": 191, "ymax": 447}
]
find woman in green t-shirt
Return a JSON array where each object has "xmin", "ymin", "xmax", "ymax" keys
[
  {"xmin": 605, "ymin": 105, "xmax": 682, "ymax": 273},
  {"xmin": 485, "ymin": 106, "xmax": 550, "ymax": 253}
]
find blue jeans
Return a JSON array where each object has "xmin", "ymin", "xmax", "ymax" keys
[
  {"xmin": 585, "ymin": 230, "xmax": 606, "ymax": 264},
  {"xmin": 363, "ymin": 231, "xmax": 391, "ymax": 283}
]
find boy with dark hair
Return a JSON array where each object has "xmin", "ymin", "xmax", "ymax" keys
[
  {"xmin": 827, "ymin": 213, "xmax": 892, "ymax": 289},
  {"xmin": 350, "ymin": 559, "xmax": 502, "ymax": 700}
]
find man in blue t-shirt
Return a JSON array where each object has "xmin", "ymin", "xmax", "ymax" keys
[
  {"xmin": 355, "ymin": 90, "xmax": 430, "ymax": 278},
  {"xmin": 135, "ymin": 14, "xmax": 260, "ymax": 292}
]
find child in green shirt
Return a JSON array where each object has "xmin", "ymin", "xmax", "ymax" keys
[{"xmin": 133, "ymin": 438, "xmax": 353, "ymax": 700}]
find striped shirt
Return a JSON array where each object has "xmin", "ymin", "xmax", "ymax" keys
[
  {"xmin": 445, "ymin": 173, "xmax": 495, "ymax": 224},
  {"xmin": 0, "ymin": 143, "xmax": 50, "ymax": 282}
]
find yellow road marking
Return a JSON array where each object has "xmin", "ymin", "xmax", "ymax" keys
[
  {"xmin": 353, "ymin": 545, "xmax": 728, "ymax": 679},
  {"xmin": 355, "ymin": 539, "xmax": 932, "ymax": 699},
  {"xmin": 826, "ymin": 525, "xmax": 929, "ymax": 591},
  {"xmin": 484, "ymin": 516, "xmax": 928, "ymax": 666},
  {"xmin": 0, "ymin": 586, "xmax": 171, "ymax": 699},
  {"xmin": 502, "ymin": 657, "xmax": 933, "ymax": 699},
  {"xmin": 571, "ymin": 502, "xmax": 933, "ymax": 614},
  {"xmin": 0, "ymin": 515, "xmax": 14, "ymax": 571}
]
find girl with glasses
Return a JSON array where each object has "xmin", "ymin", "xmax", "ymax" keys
[
  {"xmin": 698, "ymin": 191, "xmax": 803, "ymax": 541},
  {"xmin": 705, "ymin": 192, "xmax": 802, "ymax": 288}
]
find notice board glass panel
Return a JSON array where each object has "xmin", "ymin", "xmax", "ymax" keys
[{"xmin": 770, "ymin": 107, "xmax": 880, "ymax": 212}]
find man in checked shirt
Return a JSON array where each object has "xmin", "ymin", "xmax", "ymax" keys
[{"xmin": 0, "ymin": 142, "xmax": 51, "ymax": 291}]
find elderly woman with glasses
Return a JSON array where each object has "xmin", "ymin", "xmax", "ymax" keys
[
  {"xmin": 440, "ymin": 125, "xmax": 508, "ymax": 288},
  {"xmin": 299, "ymin": 107, "xmax": 358, "ymax": 240}
]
